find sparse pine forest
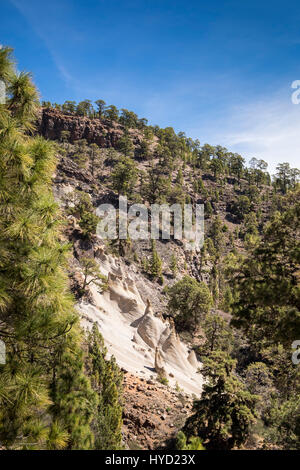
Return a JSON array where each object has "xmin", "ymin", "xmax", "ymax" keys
[
  {"xmin": 0, "ymin": 48, "xmax": 122, "ymax": 450},
  {"xmin": 0, "ymin": 47, "xmax": 299, "ymax": 450}
]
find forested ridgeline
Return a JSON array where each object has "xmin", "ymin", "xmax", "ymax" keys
[
  {"xmin": 38, "ymin": 94, "xmax": 300, "ymax": 450},
  {"xmin": 0, "ymin": 47, "xmax": 299, "ymax": 450}
]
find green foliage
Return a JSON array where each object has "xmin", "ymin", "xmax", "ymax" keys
[
  {"xmin": 49, "ymin": 334, "xmax": 97, "ymax": 450},
  {"xmin": 116, "ymin": 132, "xmax": 134, "ymax": 157},
  {"xmin": 275, "ymin": 162, "xmax": 300, "ymax": 194},
  {"xmin": 62, "ymin": 101, "xmax": 76, "ymax": 114},
  {"xmin": 243, "ymin": 211, "xmax": 259, "ymax": 236},
  {"xmin": 264, "ymin": 396, "xmax": 300, "ymax": 450},
  {"xmin": 231, "ymin": 195, "xmax": 252, "ymax": 222},
  {"xmin": 80, "ymin": 257, "xmax": 107, "ymax": 294},
  {"xmin": 0, "ymin": 48, "xmax": 97, "ymax": 449},
  {"xmin": 197, "ymin": 143, "xmax": 215, "ymax": 169},
  {"xmin": 0, "ymin": 46, "xmax": 14, "ymax": 83},
  {"xmin": 119, "ymin": 108, "xmax": 139, "ymax": 128},
  {"xmin": 137, "ymin": 139, "xmax": 151, "ymax": 159},
  {"xmin": 158, "ymin": 375, "xmax": 169, "ymax": 385},
  {"xmin": 193, "ymin": 177, "xmax": 205, "ymax": 194},
  {"xmin": 205, "ymin": 200, "xmax": 213, "ymax": 218},
  {"xmin": 68, "ymin": 190, "xmax": 99, "ymax": 239},
  {"xmin": 198, "ymin": 313, "xmax": 233, "ymax": 357},
  {"xmin": 261, "ymin": 344, "xmax": 300, "ymax": 401},
  {"xmin": 247, "ymin": 184, "xmax": 260, "ymax": 203},
  {"xmin": 209, "ymin": 216, "xmax": 226, "ymax": 253},
  {"xmin": 111, "ymin": 156, "xmax": 137, "ymax": 196},
  {"xmin": 60, "ymin": 130, "xmax": 71, "ymax": 149},
  {"xmin": 184, "ymin": 351, "xmax": 258, "ymax": 449},
  {"xmin": 170, "ymin": 253, "xmax": 177, "ymax": 278},
  {"xmin": 140, "ymin": 165, "xmax": 171, "ymax": 204},
  {"xmin": 89, "ymin": 143, "xmax": 103, "ymax": 176},
  {"xmin": 141, "ymin": 257, "xmax": 149, "ymax": 273},
  {"xmin": 176, "ymin": 431, "xmax": 205, "ymax": 450},
  {"xmin": 72, "ymin": 139, "xmax": 89, "ymax": 168},
  {"xmin": 95, "ymin": 99, "xmax": 106, "ymax": 119},
  {"xmin": 150, "ymin": 240, "xmax": 162, "ymax": 279},
  {"xmin": 231, "ymin": 189, "xmax": 300, "ymax": 347},
  {"xmin": 230, "ymin": 153, "xmax": 245, "ymax": 181},
  {"xmin": 104, "ymin": 104, "xmax": 119, "ymax": 122},
  {"xmin": 244, "ymin": 158, "xmax": 268, "ymax": 187},
  {"xmin": 244, "ymin": 362, "xmax": 274, "ymax": 404},
  {"xmin": 76, "ymin": 99, "xmax": 94, "ymax": 117},
  {"xmin": 87, "ymin": 324, "xmax": 123, "ymax": 450},
  {"xmin": 255, "ymin": 345, "xmax": 300, "ymax": 449},
  {"xmin": 220, "ymin": 286, "xmax": 234, "ymax": 313},
  {"xmin": 167, "ymin": 276, "xmax": 212, "ymax": 331},
  {"xmin": 210, "ymin": 157, "xmax": 224, "ymax": 179}
]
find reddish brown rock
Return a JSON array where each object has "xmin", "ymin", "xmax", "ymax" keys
[
  {"xmin": 36, "ymin": 108, "xmax": 145, "ymax": 149},
  {"xmin": 122, "ymin": 372, "xmax": 193, "ymax": 450}
]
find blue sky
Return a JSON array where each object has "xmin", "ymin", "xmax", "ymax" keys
[{"xmin": 1, "ymin": 0, "xmax": 300, "ymax": 173}]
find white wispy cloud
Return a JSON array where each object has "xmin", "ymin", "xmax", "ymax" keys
[
  {"xmin": 8, "ymin": 1, "xmax": 300, "ymax": 174},
  {"xmin": 9, "ymin": 0, "xmax": 78, "ymax": 89},
  {"xmin": 188, "ymin": 89, "xmax": 300, "ymax": 174}
]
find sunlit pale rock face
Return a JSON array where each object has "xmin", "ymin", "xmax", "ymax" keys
[{"xmin": 78, "ymin": 248, "xmax": 203, "ymax": 395}]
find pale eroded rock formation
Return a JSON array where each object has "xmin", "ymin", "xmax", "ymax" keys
[{"xmin": 78, "ymin": 248, "xmax": 203, "ymax": 395}]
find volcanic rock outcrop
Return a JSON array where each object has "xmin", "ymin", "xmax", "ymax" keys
[
  {"xmin": 37, "ymin": 108, "xmax": 144, "ymax": 149},
  {"xmin": 78, "ymin": 248, "xmax": 204, "ymax": 394}
]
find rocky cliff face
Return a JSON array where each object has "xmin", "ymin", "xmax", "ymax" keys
[{"xmin": 36, "ymin": 108, "xmax": 142, "ymax": 148}]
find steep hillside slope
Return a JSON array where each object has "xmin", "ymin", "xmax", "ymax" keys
[
  {"xmin": 36, "ymin": 106, "xmax": 299, "ymax": 450},
  {"xmin": 43, "ymin": 108, "xmax": 272, "ymax": 394},
  {"xmin": 2, "ymin": 46, "xmax": 299, "ymax": 451}
]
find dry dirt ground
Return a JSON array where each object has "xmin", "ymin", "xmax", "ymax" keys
[{"xmin": 122, "ymin": 372, "xmax": 194, "ymax": 450}]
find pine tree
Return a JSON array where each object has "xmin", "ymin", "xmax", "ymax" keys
[
  {"xmin": 167, "ymin": 276, "xmax": 212, "ymax": 331},
  {"xmin": 170, "ymin": 253, "xmax": 177, "ymax": 278},
  {"xmin": 205, "ymin": 200, "xmax": 213, "ymax": 218},
  {"xmin": 231, "ymin": 188, "xmax": 300, "ymax": 347},
  {"xmin": 73, "ymin": 139, "xmax": 89, "ymax": 168},
  {"xmin": 89, "ymin": 143, "xmax": 103, "ymax": 176},
  {"xmin": 87, "ymin": 324, "xmax": 123, "ymax": 450},
  {"xmin": 184, "ymin": 352, "xmax": 258, "ymax": 449},
  {"xmin": 150, "ymin": 240, "xmax": 162, "ymax": 279},
  {"xmin": 68, "ymin": 190, "xmax": 99, "ymax": 239},
  {"xmin": 80, "ymin": 257, "xmax": 107, "ymax": 294},
  {"xmin": 0, "ymin": 47, "xmax": 97, "ymax": 449},
  {"xmin": 111, "ymin": 156, "xmax": 137, "ymax": 196},
  {"xmin": 197, "ymin": 313, "xmax": 233, "ymax": 357},
  {"xmin": 116, "ymin": 131, "xmax": 134, "ymax": 158}
]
